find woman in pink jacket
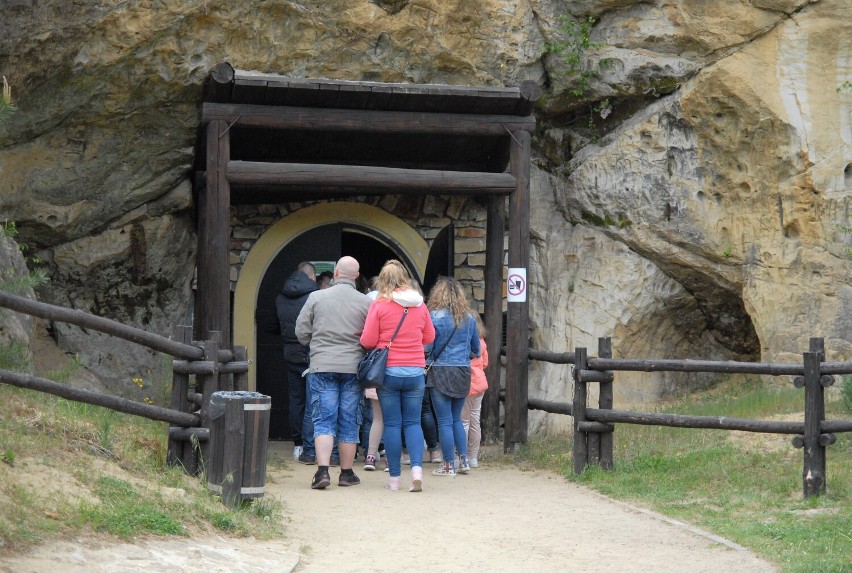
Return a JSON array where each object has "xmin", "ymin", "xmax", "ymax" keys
[
  {"xmin": 360, "ymin": 260, "xmax": 435, "ymax": 491},
  {"xmin": 461, "ymin": 314, "xmax": 488, "ymax": 468}
]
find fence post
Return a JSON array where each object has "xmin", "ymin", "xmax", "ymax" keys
[
  {"xmin": 167, "ymin": 325, "xmax": 193, "ymax": 468},
  {"xmin": 233, "ymin": 345, "xmax": 248, "ymax": 391},
  {"xmin": 573, "ymin": 347, "xmax": 588, "ymax": 474},
  {"xmin": 802, "ymin": 344, "xmax": 826, "ymax": 497},
  {"xmin": 598, "ymin": 337, "xmax": 614, "ymax": 471},
  {"xmin": 199, "ymin": 337, "xmax": 220, "ymax": 471}
]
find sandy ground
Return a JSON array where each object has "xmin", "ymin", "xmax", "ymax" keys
[{"xmin": 0, "ymin": 441, "xmax": 778, "ymax": 573}]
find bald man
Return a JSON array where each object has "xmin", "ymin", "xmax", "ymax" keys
[{"xmin": 295, "ymin": 256, "xmax": 372, "ymax": 489}]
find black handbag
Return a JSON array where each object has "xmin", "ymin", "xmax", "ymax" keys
[{"xmin": 357, "ymin": 308, "xmax": 408, "ymax": 389}]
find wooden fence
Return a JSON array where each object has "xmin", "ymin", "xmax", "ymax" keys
[
  {"xmin": 0, "ymin": 291, "xmax": 262, "ymax": 504},
  {"xmin": 514, "ymin": 336, "xmax": 852, "ymax": 498}
]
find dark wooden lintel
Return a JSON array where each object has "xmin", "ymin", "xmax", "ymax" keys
[
  {"xmin": 202, "ymin": 103, "xmax": 535, "ymax": 135},
  {"xmin": 227, "ymin": 161, "xmax": 516, "ymax": 194}
]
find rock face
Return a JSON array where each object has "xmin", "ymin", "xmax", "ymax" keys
[{"xmin": 0, "ymin": 1, "xmax": 849, "ymax": 418}]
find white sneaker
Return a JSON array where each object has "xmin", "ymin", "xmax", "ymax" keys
[
  {"xmin": 469, "ymin": 458, "xmax": 478, "ymax": 468},
  {"xmin": 293, "ymin": 445, "xmax": 303, "ymax": 460}
]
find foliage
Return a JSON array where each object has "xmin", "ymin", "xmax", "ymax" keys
[
  {"xmin": 546, "ymin": 16, "xmax": 603, "ymax": 98},
  {"xmin": 0, "ymin": 76, "xmax": 14, "ymax": 124},
  {"xmin": 837, "ymin": 81, "xmax": 852, "ymax": 94},
  {"xmin": 0, "ymin": 220, "xmax": 48, "ymax": 295},
  {"xmin": 511, "ymin": 379, "xmax": 852, "ymax": 573},
  {"xmin": 841, "ymin": 376, "xmax": 852, "ymax": 414}
]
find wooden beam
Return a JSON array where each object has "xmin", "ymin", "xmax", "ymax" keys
[
  {"xmin": 202, "ymin": 102, "xmax": 535, "ymax": 135},
  {"xmin": 198, "ymin": 120, "xmax": 232, "ymax": 346},
  {"xmin": 482, "ymin": 195, "xmax": 505, "ymax": 443},
  {"xmin": 0, "ymin": 368, "xmax": 200, "ymax": 427},
  {"xmin": 503, "ymin": 129, "xmax": 531, "ymax": 450},
  {"xmin": 226, "ymin": 161, "xmax": 515, "ymax": 194}
]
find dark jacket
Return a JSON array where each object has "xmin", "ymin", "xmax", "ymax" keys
[{"xmin": 274, "ymin": 271, "xmax": 319, "ymax": 362}]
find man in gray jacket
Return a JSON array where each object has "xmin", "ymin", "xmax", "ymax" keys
[{"xmin": 296, "ymin": 255, "xmax": 372, "ymax": 489}]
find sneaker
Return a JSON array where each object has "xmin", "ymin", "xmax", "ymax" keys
[
  {"xmin": 330, "ymin": 455, "xmax": 340, "ymax": 467},
  {"xmin": 469, "ymin": 458, "xmax": 478, "ymax": 468},
  {"xmin": 364, "ymin": 454, "xmax": 377, "ymax": 471},
  {"xmin": 293, "ymin": 445, "xmax": 303, "ymax": 460},
  {"xmin": 430, "ymin": 450, "xmax": 443, "ymax": 463},
  {"xmin": 401, "ymin": 455, "xmax": 410, "ymax": 465},
  {"xmin": 386, "ymin": 476, "xmax": 401, "ymax": 491},
  {"xmin": 338, "ymin": 471, "xmax": 361, "ymax": 487},
  {"xmin": 383, "ymin": 466, "xmax": 389, "ymax": 472},
  {"xmin": 311, "ymin": 470, "xmax": 331, "ymax": 489},
  {"xmin": 432, "ymin": 463, "xmax": 455, "ymax": 477},
  {"xmin": 458, "ymin": 455, "xmax": 470, "ymax": 475},
  {"xmin": 410, "ymin": 466, "xmax": 423, "ymax": 492},
  {"xmin": 298, "ymin": 453, "xmax": 317, "ymax": 465}
]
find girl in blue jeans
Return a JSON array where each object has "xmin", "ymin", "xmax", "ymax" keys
[
  {"xmin": 360, "ymin": 260, "xmax": 435, "ymax": 491},
  {"xmin": 425, "ymin": 277, "xmax": 481, "ymax": 477}
]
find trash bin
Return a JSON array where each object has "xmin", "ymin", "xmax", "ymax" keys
[{"xmin": 207, "ymin": 391, "xmax": 271, "ymax": 506}]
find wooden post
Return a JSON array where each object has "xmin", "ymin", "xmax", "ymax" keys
[
  {"xmin": 198, "ymin": 119, "xmax": 232, "ymax": 347},
  {"xmin": 482, "ymin": 195, "xmax": 505, "ymax": 443},
  {"xmin": 573, "ymin": 347, "xmax": 589, "ymax": 474},
  {"xmin": 233, "ymin": 346, "xmax": 248, "ymax": 391},
  {"xmin": 802, "ymin": 340, "xmax": 826, "ymax": 497},
  {"xmin": 198, "ymin": 338, "xmax": 220, "ymax": 470},
  {"xmin": 598, "ymin": 337, "xmax": 614, "ymax": 470},
  {"xmin": 504, "ymin": 129, "xmax": 531, "ymax": 451},
  {"xmin": 167, "ymin": 325, "xmax": 193, "ymax": 467}
]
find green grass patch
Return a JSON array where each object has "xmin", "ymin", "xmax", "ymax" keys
[
  {"xmin": 513, "ymin": 380, "xmax": 852, "ymax": 573},
  {"xmin": 0, "ymin": 384, "xmax": 285, "ymax": 553},
  {"xmin": 79, "ymin": 477, "xmax": 186, "ymax": 538}
]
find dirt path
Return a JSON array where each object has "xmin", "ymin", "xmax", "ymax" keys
[{"xmin": 0, "ymin": 441, "xmax": 778, "ymax": 573}]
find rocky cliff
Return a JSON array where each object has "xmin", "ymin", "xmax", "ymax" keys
[{"xmin": 1, "ymin": 0, "xmax": 849, "ymax": 423}]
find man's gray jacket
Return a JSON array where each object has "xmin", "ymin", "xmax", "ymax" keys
[{"xmin": 295, "ymin": 278, "xmax": 372, "ymax": 374}]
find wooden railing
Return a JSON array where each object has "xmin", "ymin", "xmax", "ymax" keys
[
  {"xmin": 507, "ymin": 336, "xmax": 852, "ymax": 498},
  {"xmin": 0, "ymin": 291, "xmax": 249, "ymax": 478}
]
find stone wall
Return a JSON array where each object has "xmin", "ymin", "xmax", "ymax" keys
[{"xmin": 229, "ymin": 196, "xmax": 491, "ymax": 309}]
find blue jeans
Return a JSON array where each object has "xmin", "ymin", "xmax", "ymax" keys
[
  {"xmin": 430, "ymin": 387, "xmax": 467, "ymax": 463},
  {"xmin": 303, "ymin": 377, "xmax": 339, "ymax": 458},
  {"xmin": 378, "ymin": 374, "xmax": 425, "ymax": 478},
  {"xmin": 308, "ymin": 372, "xmax": 361, "ymax": 444}
]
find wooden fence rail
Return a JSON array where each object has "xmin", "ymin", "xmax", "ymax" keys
[
  {"xmin": 0, "ymin": 291, "xmax": 249, "ymax": 484},
  {"xmin": 514, "ymin": 336, "xmax": 852, "ymax": 498}
]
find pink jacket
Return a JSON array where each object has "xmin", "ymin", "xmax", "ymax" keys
[
  {"xmin": 469, "ymin": 338, "xmax": 489, "ymax": 396},
  {"xmin": 360, "ymin": 289, "xmax": 435, "ymax": 368}
]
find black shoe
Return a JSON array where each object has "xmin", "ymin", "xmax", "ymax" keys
[
  {"xmin": 338, "ymin": 471, "xmax": 361, "ymax": 487},
  {"xmin": 330, "ymin": 455, "xmax": 340, "ymax": 467},
  {"xmin": 298, "ymin": 453, "xmax": 317, "ymax": 465},
  {"xmin": 311, "ymin": 470, "xmax": 331, "ymax": 489}
]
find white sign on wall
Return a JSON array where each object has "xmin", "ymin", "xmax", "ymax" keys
[{"xmin": 507, "ymin": 268, "xmax": 527, "ymax": 303}]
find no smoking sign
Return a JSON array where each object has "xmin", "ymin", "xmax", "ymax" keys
[{"xmin": 507, "ymin": 268, "xmax": 527, "ymax": 303}]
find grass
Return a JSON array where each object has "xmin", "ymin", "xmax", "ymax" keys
[
  {"xmin": 0, "ymin": 384, "xmax": 285, "ymax": 553},
  {"xmin": 511, "ymin": 378, "xmax": 852, "ymax": 573}
]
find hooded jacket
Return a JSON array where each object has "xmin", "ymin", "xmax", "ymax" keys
[
  {"xmin": 295, "ymin": 278, "xmax": 372, "ymax": 373},
  {"xmin": 360, "ymin": 288, "xmax": 436, "ymax": 368},
  {"xmin": 275, "ymin": 271, "xmax": 319, "ymax": 346}
]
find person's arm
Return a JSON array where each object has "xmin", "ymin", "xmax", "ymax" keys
[
  {"xmin": 422, "ymin": 307, "xmax": 436, "ymax": 347},
  {"xmin": 360, "ymin": 304, "xmax": 380, "ymax": 349},
  {"xmin": 469, "ymin": 315, "xmax": 481, "ymax": 357},
  {"xmin": 481, "ymin": 339, "xmax": 489, "ymax": 369},
  {"xmin": 295, "ymin": 296, "xmax": 314, "ymax": 345}
]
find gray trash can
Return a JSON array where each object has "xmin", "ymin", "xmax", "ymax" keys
[{"xmin": 207, "ymin": 391, "xmax": 271, "ymax": 506}]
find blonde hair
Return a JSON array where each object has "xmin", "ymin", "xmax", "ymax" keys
[
  {"xmin": 427, "ymin": 276, "xmax": 472, "ymax": 326},
  {"xmin": 376, "ymin": 260, "xmax": 412, "ymax": 300}
]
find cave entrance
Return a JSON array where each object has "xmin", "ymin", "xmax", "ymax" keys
[{"xmin": 195, "ymin": 63, "xmax": 541, "ymax": 446}]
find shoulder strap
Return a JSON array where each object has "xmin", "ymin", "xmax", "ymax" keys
[
  {"xmin": 385, "ymin": 308, "xmax": 408, "ymax": 348},
  {"xmin": 426, "ymin": 320, "xmax": 459, "ymax": 370}
]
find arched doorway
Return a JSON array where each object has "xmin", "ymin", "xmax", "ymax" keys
[
  {"xmin": 232, "ymin": 202, "xmax": 437, "ymax": 439},
  {"xmin": 256, "ymin": 224, "xmax": 417, "ymax": 439}
]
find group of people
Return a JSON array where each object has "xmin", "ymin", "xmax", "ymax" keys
[{"xmin": 277, "ymin": 255, "xmax": 488, "ymax": 492}]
